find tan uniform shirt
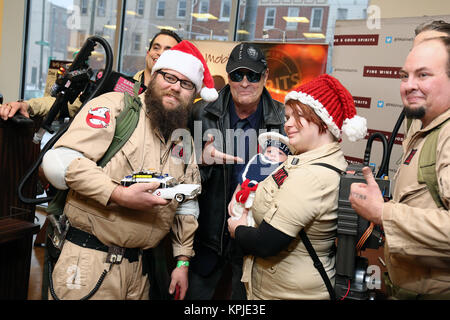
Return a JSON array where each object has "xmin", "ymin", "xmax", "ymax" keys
[
  {"xmin": 53, "ymin": 91, "xmax": 200, "ymax": 256},
  {"xmin": 242, "ymin": 142, "xmax": 347, "ymax": 300},
  {"xmin": 383, "ymin": 108, "xmax": 450, "ymax": 295}
]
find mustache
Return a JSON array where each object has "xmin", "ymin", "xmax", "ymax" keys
[{"xmin": 162, "ymin": 90, "xmax": 181, "ymax": 101}]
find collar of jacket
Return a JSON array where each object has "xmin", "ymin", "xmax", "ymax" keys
[
  {"xmin": 421, "ymin": 108, "xmax": 450, "ymax": 133},
  {"xmin": 203, "ymin": 85, "xmax": 284, "ymax": 127}
]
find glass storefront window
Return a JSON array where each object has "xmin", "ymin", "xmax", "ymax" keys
[
  {"xmin": 119, "ymin": 0, "xmax": 235, "ymax": 76},
  {"xmin": 23, "ymin": 0, "xmax": 117, "ymax": 100},
  {"xmin": 237, "ymin": 0, "xmax": 368, "ymax": 43},
  {"xmin": 22, "ymin": 0, "xmax": 370, "ymax": 98}
]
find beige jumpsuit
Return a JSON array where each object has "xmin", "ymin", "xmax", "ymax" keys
[
  {"xmin": 50, "ymin": 91, "xmax": 200, "ymax": 299},
  {"xmin": 242, "ymin": 142, "xmax": 347, "ymax": 300}
]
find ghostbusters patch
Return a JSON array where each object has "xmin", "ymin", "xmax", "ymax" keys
[
  {"xmin": 404, "ymin": 149, "xmax": 417, "ymax": 165},
  {"xmin": 86, "ymin": 107, "xmax": 111, "ymax": 129},
  {"xmin": 272, "ymin": 167, "xmax": 288, "ymax": 188}
]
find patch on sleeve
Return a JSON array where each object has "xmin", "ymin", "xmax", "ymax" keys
[
  {"xmin": 272, "ymin": 167, "xmax": 288, "ymax": 188},
  {"xmin": 403, "ymin": 149, "xmax": 417, "ymax": 165},
  {"xmin": 86, "ymin": 107, "xmax": 111, "ymax": 129},
  {"xmin": 171, "ymin": 144, "xmax": 184, "ymax": 159}
]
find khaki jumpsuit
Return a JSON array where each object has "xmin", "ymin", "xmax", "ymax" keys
[
  {"xmin": 242, "ymin": 142, "xmax": 347, "ymax": 300},
  {"xmin": 382, "ymin": 108, "xmax": 450, "ymax": 297},
  {"xmin": 50, "ymin": 91, "xmax": 200, "ymax": 299}
]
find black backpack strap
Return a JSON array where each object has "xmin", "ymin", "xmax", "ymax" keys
[
  {"xmin": 299, "ymin": 162, "xmax": 344, "ymax": 300},
  {"xmin": 311, "ymin": 162, "xmax": 346, "ymax": 176},
  {"xmin": 299, "ymin": 229, "xmax": 336, "ymax": 300}
]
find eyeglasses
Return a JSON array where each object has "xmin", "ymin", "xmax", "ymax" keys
[
  {"xmin": 156, "ymin": 70, "xmax": 196, "ymax": 90},
  {"xmin": 229, "ymin": 70, "xmax": 264, "ymax": 83}
]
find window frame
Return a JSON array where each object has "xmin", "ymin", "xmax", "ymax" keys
[
  {"xmin": 156, "ymin": 0, "xmax": 165, "ymax": 18},
  {"xmin": 310, "ymin": 7, "xmax": 324, "ymax": 31},
  {"xmin": 264, "ymin": 7, "xmax": 276, "ymax": 29}
]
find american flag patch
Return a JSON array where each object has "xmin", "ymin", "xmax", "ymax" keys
[{"xmin": 272, "ymin": 167, "xmax": 288, "ymax": 188}]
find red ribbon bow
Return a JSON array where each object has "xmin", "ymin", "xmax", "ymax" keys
[{"xmin": 235, "ymin": 179, "xmax": 258, "ymax": 204}]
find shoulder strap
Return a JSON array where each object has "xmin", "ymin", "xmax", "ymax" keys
[
  {"xmin": 417, "ymin": 118, "xmax": 450, "ymax": 209},
  {"xmin": 97, "ymin": 81, "xmax": 142, "ymax": 167},
  {"xmin": 298, "ymin": 162, "xmax": 344, "ymax": 301},
  {"xmin": 311, "ymin": 162, "xmax": 346, "ymax": 176},
  {"xmin": 299, "ymin": 229, "xmax": 336, "ymax": 300}
]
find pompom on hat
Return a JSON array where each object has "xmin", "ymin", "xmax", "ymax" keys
[
  {"xmin": 152, "ymin": 40, "xmax": 218, "ymax": 102},
  {"xmin": 284, "ymin": 74, "xmax": 367, "ymax": 142}
]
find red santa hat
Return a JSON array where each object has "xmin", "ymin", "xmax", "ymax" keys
[
  {"xmin": 151, "ymin": 40, "xmax": 218, "ymax": 102},
  {"xmin": 284, "ymin": 74, "xmax": 367, "ymax": 142}
]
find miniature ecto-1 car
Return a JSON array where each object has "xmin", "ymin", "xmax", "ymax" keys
[{"xmin": 120, "ymin": 171, "xmax": 201, "ymax": 203}]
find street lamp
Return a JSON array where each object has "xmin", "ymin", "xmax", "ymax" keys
[{"xmin": 262, "ymin": 28, "xmax": 286, "ymax": 42}]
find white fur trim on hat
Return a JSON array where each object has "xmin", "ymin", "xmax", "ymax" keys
[
  {"xmin": 152, "ymin": 50, "xmax": 204, "ymax": 93},
  {"xmin": 285, "ymin": 90, "xmax": 342, "ymax": 139}
]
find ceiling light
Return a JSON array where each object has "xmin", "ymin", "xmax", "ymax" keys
[
  {"xmin": 283, "ymin": 16, "xmax": 310, "ymax": 23},
  {"xmin": 191, "ymin": 13, "xmax": 218, "ymax": 20},
  {"xmin": 156, "ymin": 25, "xmax": 177, "ymax": 31},
  {"xmin": 303, "ymin": 32, "xmax": 325, "ymax": 39}
]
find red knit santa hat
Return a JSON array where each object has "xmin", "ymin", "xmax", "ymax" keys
[
  {"xmin": 284, "ymin": 74, "xmax": 367, "ymax": 142},
  {"xmin": 152, "ymin": 40, "xmax": 218, "ymax": 102}
]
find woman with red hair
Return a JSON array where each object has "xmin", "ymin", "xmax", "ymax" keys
[{"xmin": 228, "ymin": 74, "xmax": 367, "ymax": 300}]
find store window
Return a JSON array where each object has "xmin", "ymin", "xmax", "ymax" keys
[
  {"xmin": 22, "ymin": 0, "xmax": 370, "ymax": 99},
  {"xmin": 23, "ymin": 0, "xmax": 117, "ymax": 101}
]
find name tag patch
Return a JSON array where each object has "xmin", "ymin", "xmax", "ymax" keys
[
  {"xmin": 272, "ymin": 167, "xmax": 288, "ymax": 188},
  {"xmin": 404, "ymin": 149, "xmax": 417, "ymax": 165}
]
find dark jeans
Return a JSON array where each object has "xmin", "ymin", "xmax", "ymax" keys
[{"xmin": 186, "ymin": 239, "xmax": 247, "ymax": 300}]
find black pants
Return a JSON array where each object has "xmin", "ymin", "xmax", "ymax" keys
[{"xmin": 186, "ymin": 239, "xmax": 247, "ymax": 300}]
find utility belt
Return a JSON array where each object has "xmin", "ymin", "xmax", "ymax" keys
[
  {"xmin": 384, "ymin": 273, "xmax": 450, "ymax": 300},
  {"xmin": 66, "ymin": 226, "xmax": 142, "ymax": 264},
  {"xmin": 48, "ymin": 226, "xmax": 144, "ymax": 300}
]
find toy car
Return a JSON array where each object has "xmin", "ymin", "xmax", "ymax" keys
[{"xmin": 120, "ymin": 171, "xmax": 201, "ymax": 203}]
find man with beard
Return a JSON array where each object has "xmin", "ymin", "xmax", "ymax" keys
[
  {"xmin": 41, "ymin": 40, "xmax": 218, "ymax": 300},
  {"xmin": 349, "ymin": 37, "xmax": 450, "ymax": 299}
]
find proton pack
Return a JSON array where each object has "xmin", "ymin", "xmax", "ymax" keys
[
  {"xmin": 120, "ymin": 171, "xmax": 201, "ymax": 203},
  {"xmin": 334, "ymin": 163, "xmax": 391, "ymax": 300}
]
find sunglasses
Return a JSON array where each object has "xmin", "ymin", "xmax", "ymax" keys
[{"xmin": 229, "ymin": 70, "xmax": 264, "ymax": 83}]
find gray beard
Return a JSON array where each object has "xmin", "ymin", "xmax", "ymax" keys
[{"xmin": 404, "ymin": 105, "xmax": 426, "ymax": 119}]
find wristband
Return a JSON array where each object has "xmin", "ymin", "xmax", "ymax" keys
[{"xmin": 176, "ymin": 260, "xmax": 189, "ymax": 268}]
